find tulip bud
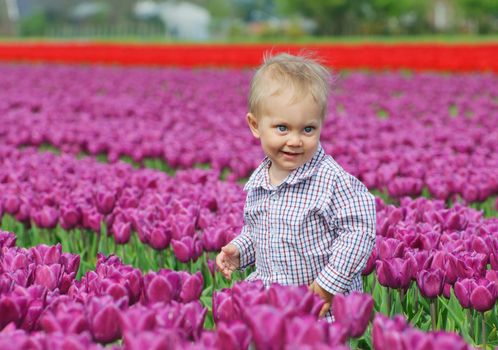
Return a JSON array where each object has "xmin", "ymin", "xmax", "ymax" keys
[
  {"xmin": 332, "ymin": 292, "xmax": 374, "ymax": 338},
  {"xmin": 416, "ymin": 269, "xmax": 444, "ymax": 299}
]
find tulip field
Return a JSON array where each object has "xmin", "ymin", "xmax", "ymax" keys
[{"xmin": 0, "ymin": 43, "xmax": 497, "ymax": 349}]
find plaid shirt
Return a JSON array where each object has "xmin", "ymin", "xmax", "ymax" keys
[{"xmin": 231, "ymin": 143, "xmax": 376, "ymax": 320}]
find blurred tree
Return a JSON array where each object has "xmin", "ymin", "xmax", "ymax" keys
[
  {"xmin": 456, "ymin": 0, "xmax": 498, "ymax": 33},
  {"xmin": 19, "ymin": 11, "xmax": 47, "ymax": 36},
  {"xmin": 276, "ymin": 0, "xmax": 433, "ymax": 35}
]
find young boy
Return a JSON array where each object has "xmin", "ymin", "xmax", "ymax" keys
[{"xmin": 215, "ymin": 53, "xmax": 376, "ymax": 321}]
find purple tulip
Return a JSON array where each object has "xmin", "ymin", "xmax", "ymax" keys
[
  {"xmin": 60, "ymin": 252, "xmax": 81, "ymax": 275},
  {"xmin": 59, "ymin": 204, "xmax": 82, "ymax": 230},
  {"xmin": 119, "ymin": 305, "xmax": 156, "ymax": 334},
  {"xmin": 332, "ymin": 292, "xmax": 374, "ymax": 338},
  {"xmin": 112, "ymin": 221, "xmax": 132, "ymax": 245},
  {"xmin": 82, "ymin": 209, "xmax": 103, "ymax": 233},
  {"xmin": 372, "ymin": 314, "xmax": 408, "ymax": 350},
  {"xmin": 148, "ymin": 224, "xmax": 171, "ymax": 250},
  {"xmin": 33, "ymin": 206, "xmax": 59, "ymax": 229},
  {"xmin": 87, "ymin": 296, "xmax": 125, "ymax": 344},
  {"xmin": 0, "ymin": 231, "xmax": 17, "ymax": 248},
  {"xmin": 376, "ymin": 256, "xmax": 416, "ymax": 290},
  {"xmin": 216, "ymin": 321, "xmax": 252, "ymax": 350},
  {"xmin": 144, "ymin": 274, "xmax": 174, "ymax": 304},
  {"xmin": 179, "ymin": 271, "xmax": 204, "ymax": 303},
  {"xmin": 3, "ymin": 195, "xmax": 20, "ymax": 215},
  {"xmin": 171, "ymin": 236, "xmax": 203, "ymax": 263},
  {"xmin": 39, "ymin": 300, "xmax": 88, "ymax": 334},
  {"xmin": 34, "ymin": 264, "xmax": 62, "ymax": 290},
  {"xmin": 95, "ymin": 189, "xmax": 116, "ymax": 215},
  {"xmin": 213, "ymin": 290, "xmax": 238, "ymax": 324},
  {"xmin": 31, "ymin": 244, "xmax": 62, "ymax": 265},
  {"xmin": 124, "ymin": 330, "xmax": 183, "ymax": 350},
  {"xmin": 453, "ymin": 278, "xmax": 475, "ymax": 309},
  {"xmin": 470, "ymin": 279, "xmax": 497, "ymax": 312},
  {"xmin": 416, "ymin": 269, "xmax": 445, "ymax": 299},
  {"xmin": 177, "ymin": 301, "xmax": 207, "ymax": 341},
  {"xmin": 433, "ymin": 331, "xmax": 475, "ymax": 350},
  {"xmin": 244, "ymin": 305, "xmax": 285, "ymax": 350},
  {"xmin": 378, "ymin": 237, "xmax": 406, "ymax": 260},
  {"xmin": 202, "ymin": 227, "xmax": 227, "ymax": 252},
  {"xmin": 14, "ymin": 200, "xmax": 31, "ymax": 223}
]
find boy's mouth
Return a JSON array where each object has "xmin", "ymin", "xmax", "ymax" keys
[{"xmin": 281, "ymin": 151, "xmax": 302, "ymax": 156}]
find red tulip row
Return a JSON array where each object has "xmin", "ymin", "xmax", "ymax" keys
[{"xmin": 0, "ymin": 42, "xmax": 497, "ymax": 72}]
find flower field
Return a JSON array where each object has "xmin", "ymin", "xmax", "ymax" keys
[{"xmin": 0, "ymin": 44, "xmax": 497, "ymax": 349}]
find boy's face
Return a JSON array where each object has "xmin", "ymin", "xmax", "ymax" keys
[{"xmin": 247, "ymin": 87, "xmax": 322, "ymax": 181}]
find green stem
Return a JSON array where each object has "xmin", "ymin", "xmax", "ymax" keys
[
  {"xmin": 414, "ymin": 287, "xmax": 419, "ymax": 314},
  {"xmin": 430, "ymin": 299, "xmax": 437, "ymax": 331},
  {"xmin": 387, "ymin": 287, "xmax": 392, "ymax": 316},
  {"xmin": 482, "ymin": 312, "xmax": 486, "ymax": 349},
  {"xmin": 467, "ymin": 308, "xmax": 474, "ymax": 340}
]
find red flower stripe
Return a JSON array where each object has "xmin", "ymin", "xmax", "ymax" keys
[{"xmin": 0, "ymin": 42, "xmax": 496, "ymax": 72}]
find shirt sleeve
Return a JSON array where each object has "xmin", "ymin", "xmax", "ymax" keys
[
  {"xmin": 316, "ymin": 171, "xmax": 376, "ymax": 295},
  {"xmin": 230, "ymin": 202, "xmax": 256, "ymax": 270}
]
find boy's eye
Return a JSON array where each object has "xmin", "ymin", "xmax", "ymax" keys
[
  {"xmin": 304, "ymin": 126, "xmax": 315, "ymax": 133},
  {"xmin": 276, "ymin": 125, "xmax": 287, "ymax": 132}
]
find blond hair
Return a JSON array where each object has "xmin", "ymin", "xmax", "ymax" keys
[{"xmin": 248, "ymin": 52, "xmax": 331, "ymax": 120}]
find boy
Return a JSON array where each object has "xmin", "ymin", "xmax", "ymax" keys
[{"xmin": 216, "ymin": 53, "xmax": 376, "ymax": 321}]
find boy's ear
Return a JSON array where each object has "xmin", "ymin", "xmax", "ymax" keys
[{"xmin": 246, "ymin": 113, "xmax": 260, "ymax": 138}]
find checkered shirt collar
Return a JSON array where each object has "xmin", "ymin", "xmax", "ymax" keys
[{"xmin": 244, "ymin": 143, "xmax": 326, "ymax": 191}]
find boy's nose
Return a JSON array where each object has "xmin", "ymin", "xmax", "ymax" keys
[{"xmin": 287, "ymin": 133, "xmax": 303, "ymax": 147}]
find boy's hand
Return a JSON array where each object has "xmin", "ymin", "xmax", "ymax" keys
[
  {"xmin": 309, "ymin": 281, "xmax": 334, "ymax": 318},
  {"xmin": 215, "ymin": 243, "xmax": 240, "ymax": 280}
]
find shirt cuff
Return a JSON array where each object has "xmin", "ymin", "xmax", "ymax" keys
[
  {"xmin": 316, "ymin": 264, "xmax": 353, "ymax": 295},
  {"xmin": 230, "ymin": 234, "xmax": 254, "ymax": 269}
]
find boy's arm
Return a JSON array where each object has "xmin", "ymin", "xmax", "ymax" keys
[
  {"xmin": 315, "ymin": 172, "xmax": 376, "ymax": 295},
  {"xmin": 230, "ymin": 224, "xmax": 255, "ymax": 269}
]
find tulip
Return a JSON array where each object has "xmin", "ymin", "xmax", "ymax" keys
[
  {"xmin": 0, "ymin": 295, "xmax": 25, "ymax": 330},
  {"xmin": 216, "ymin": 321, "xmax": 252, "ymax": 350},
  {"xmin": 244, "ymin": 305, "xmax": 285, "ymax": 350},
  {"xmin": 267, "ymin": 284, "xmax": 319, "ymax": 318},
  {"xmin": 201, "ymin": 227, "xmax": 226, "ymax": 252},
  {"xmin": 87, "ymin": 296, "xmax": 125, "ymax": 344},
  {"xmin": 148, "ymin": 224, "xmax": 171, "ymax": 250},
  {"xmin": 31, "ymin": 244, "xmax": 62, "ymax": 265},
  {"xmin": 60, "ymin": 253, "xmax": 81, "ymax": 275},
  {"xmin": 119, "ymin": 305, "xmax": 156, "ymax": 334},
  {"xmin": 112, "ymin": 221, "xmax": 132, "ymax": 245},
  {"xmin": 372, "ymin": 314, "xmax": 407, "ymax": 350},
  {"xmin": 179, "ymin": 271, "xmax": 204, "ymax": 303},
  {"xmin": 32, "ymin": 206, "xmax": 59, "ymax": 229},
  {"xmin": 376, "ymin": 257, "xmax": 416, "ymax": 290},
  {"xmin": 378, "ymin": 237, "xmax": 405, "ymax": 260},
  {"xmin": 171, "ymin": 236, "xmax": 203, "ymax": 263},
  {"xmin": 34, "ymin": 264, "xmax": 62, "ymax": 291},
  {"xmin": 144, "ymin": 275, "xmax": 175, "ymax": 304},
  {"xmin": 39, "ymin": 300, "xmax": 88, "ymax": 334},
  {"xmin": 0, "ymin": 231, "xmax": 16, "ymax": 249},
  {"xmin": 59, "ymin": 204, "xmax": 82, "ymax": 230},
  {"xmin": 177, "ymin": 300, "xmax": 207, "ymax": 341},
  {"xmin": 14, "ymin": 199, "xmax": 31, "ymax": 223},
  {"xmin": 416, "ymin": 268, "xmax": 445, "ymax": 299},
  {"xmin": 332, "ymin": 292, "xmax": 374, "ymax": 338},
  {"xmin": 95, "ymin": 189, "xmax": 116, "ymax": 215},
  {"xmin": 470, "ymin": 279, "xmax": 497, "ymax": 312},
  {"xmin": 124, "ymin": 330, "xmax": 182, "ymax": 350},
  {"xmin": 212, "ymin": 290, "xmax": 238, "ymax": 324},
  {"xmin": 3, "ymin": 195, "xmax": 20, "ymax": 215}
]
